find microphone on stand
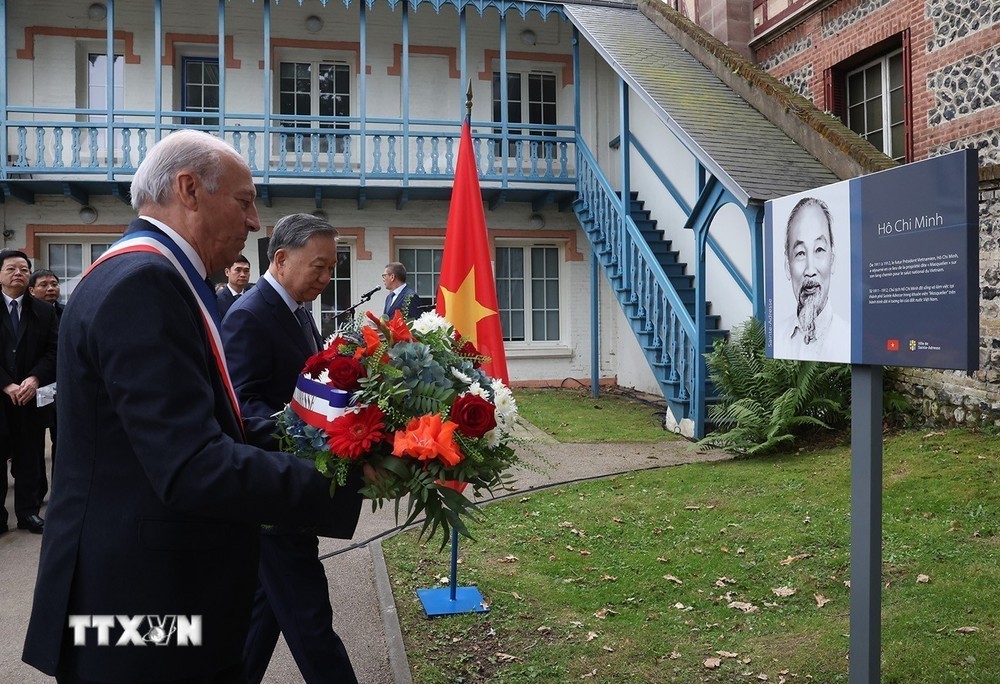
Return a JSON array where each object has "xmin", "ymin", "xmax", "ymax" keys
[{"xmin": 360, "ymin": 286, "xmax": 381, "ymax": 301}]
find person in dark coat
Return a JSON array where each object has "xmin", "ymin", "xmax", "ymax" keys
[
  {"xmin": 27, "ymin": 268, "xmax": 63, "ymax": 504},
  {"xmin": 22, "ymin": 130, "xmax": 367, "ymax": 684},
  {"xmin": 381, "ymin": 261, "xmax": 423, "ymax": 319},
  {"xmin": 216, "ymin": 254, "xmax": 252, "ymax": 318},
  {"xmin": 1, "ymin": 250, "xmax": 58, "ymax": 535},
  {"xmin": 223, "ymin": 213, "xmax": 361, "ymax": 684}
]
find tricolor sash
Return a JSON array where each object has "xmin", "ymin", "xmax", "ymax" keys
[
  {"xmin": 84, "ymin": 231, "xmax": 244, "ymax": 432},
  {"xmin": 290, "ymin": 375, "xmax": 351, "ymax": 430}
]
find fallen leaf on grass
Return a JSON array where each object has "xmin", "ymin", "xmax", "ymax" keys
[
  {"xmin": 580, "ymin": 670, "xmax": 598, "ymax": 679},
  {"xmin": 537, "ymin": 626, "xmax": 552, "ymax": 634},
  {"xmin": 558, "ymin": 521, "xmax": 574, "ymax": 528},
  {"xmin": 602, "ymin": 645, "xmax": 614, "ymax": 652},
  {"xmin": 716, "ymin": 577, "xmax": 737, "ymax": 587},
  {"xmin": 613, "ymin": 517, "xmax": 624, "ymax": 523},
  {"xmin": 601, "ymin": 574, "xmax": 617, "ymax": 581},
  {"xmin": 923, "ymin": 431, "xmax": 944, "ymax": 439},
  {"xmin": 703, "ymin": 657, "xmax": 722, "ymax": 669},
  {"xmin": 495, "ymin": 652, "xmax": 521, "ymax": 662},
  {"xmin": 579, "ymin": 550, "xmax": 592, "ymax": 556},
  {"xmin": 916, "ymin": 574, "xmax": 930, "ymax": 583},
  {"xmin": 815, "ymin": 594, "xmax": 832, "ymax": 608},
  {"xmin": 594, "ymin": 608, "xmax": 617, "ymax": 619},
  {"xmin": 510, "ymin": 592, "xmax": 523, "ymax": 601},
  {"xmin": 667, "ymin": 651, "xmax": 681, "ymax": 660},
  {"xmin": 757, "ymin": 674, "xmax": 769, "ymax": 681},
  {"xmin": 663, "ymin": 574, "xmax": 683, "ymax": 585},
  {"xmin": 772, "ymin": 586, "xmax": 797, "ymax": 597},
  {"xmin": 656, "ymin": 556, "xmax": 669, "ymax": 563},
  {"xmin": 948, "ymin": 520, "xmax": 962, "ymax": 532},
  {"xmin": 728, "ymin": 601, "xmax": 759, "ymax": 613},
  {"xmin": 499, "ymin": 555, "xmax": 518, "ymax": 563},
  {"xmin": 780, "ymin": 553, "xmax": 812, "ymax": 566},
  {"xmin": 685, "ymin": 505, "xmax": 701, "ymax": 510},
  {"xmin": 716, "ymin": 650, "xmax": 739, "ymax": 658},
  {"xmin": 955, "ymin": 626, "xmax": 979, "ymax": 634},
  {"xmin": 586, "ymin": 631, "xmax": 599, "ymax": 641},
  {"xmin": 569, "ymin": 621, "xmax": 584, "ymax": 628}
]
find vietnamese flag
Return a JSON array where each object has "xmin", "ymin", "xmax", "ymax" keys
[{"xmin": 436, "ymin": 119, "xmax": 510, "ymax": 384}]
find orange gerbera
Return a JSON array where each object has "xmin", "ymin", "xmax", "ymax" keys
[
  {"xmin": 391, "ymin": 414, "xmax": 463, "ymax": 466},
  {"xmin": 385, "ymin": 309, "xmax": 413, "ymax": 343},
  {"xmin": 354, "ymin": 325, "xmax": 384, "ymax": 361}
]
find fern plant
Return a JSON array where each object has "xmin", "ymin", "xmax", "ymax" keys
[{"xmin": 698, "ymin": 317, "xmax": 851, "ymax": 455}]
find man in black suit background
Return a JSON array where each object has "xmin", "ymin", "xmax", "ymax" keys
[
  {"xmin": 222, "ymin": 213, "xmax": 360, "ymax": 684},
  {"xmin": 1, "ymin": 250, "xmax": 58, "ymax": 535},
  {"xmin": 22, "ymin": 130, "xmax": 366, "ymax": 684},
  {"xmin": 382, "ymin": 261, "xmax": 423, "ymax": 319},
  {"xmin": 28, "ymin": 268, "xmax": 63, "ymax": 503},
  {"xmin": 216, "ymin": 254, "xmax": 252, "ymax": 318}
]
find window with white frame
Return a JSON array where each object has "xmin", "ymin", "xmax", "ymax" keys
[
  {"xmin": 846, "ymin": 49, "xmax": 905, "ymax": 163},
  {"xmin": 45, "ymin": 238, "xmax": 114, "ymax": 301},
  {"xmin": 492, "ymin": 71, "xmax": 557, "ymax": 157},
  {"xmin": 398, "ymin": 246, "xmax": 444, "ymax": 307},
  {"xmin": 495, "ymin": 245, "xmax": 560, "ymax": 343},
  {"xmin": 319, "ymin": 245, "xmax": 353, "ymax": 338},
  {"xmin": 277, "ymin": 61, "xmax": 350, "ymax": 153},
  {"xmin": 182, "ymin": 57, "xmax": 220, "ymax": 127},
  {"xmin": 86, "ymin": 52, "xmax": 124, "ymax": 156}
]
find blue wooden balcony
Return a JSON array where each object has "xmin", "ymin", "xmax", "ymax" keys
[{"xmin": 0, "ymin": 111, "xmax": 576, "ymax": 204}]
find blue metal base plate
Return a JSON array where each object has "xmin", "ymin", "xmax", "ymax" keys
[{"xmin": 417, "ymin": 586, "xmax": 490, "ymax": 617}]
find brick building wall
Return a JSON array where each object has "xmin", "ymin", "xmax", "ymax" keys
[{"xmin": 746, "ymin": 0, "xmax": 1000, "ymax": 425}]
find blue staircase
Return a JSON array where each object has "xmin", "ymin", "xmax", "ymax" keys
[{"xmin": 573, "ymin": 140, "xmax": 727, "ymax": 435}]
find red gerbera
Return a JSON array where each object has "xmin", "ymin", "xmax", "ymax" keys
[
  {"xmin": 385, "ymin": 309, "xmax": 413, "ymax": 343},
  {"xmin": 327, "ymin": 406, "xmax": 388, "ymax": 460}
]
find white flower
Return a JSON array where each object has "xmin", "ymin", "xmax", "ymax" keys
[
  {"xmin": 490, "ymin": 379, "xmax": 518, "ymax": 427},
  {"xmin": 484, "ymin": 428, "xmax": 501, "ymax": 448},
  {"xmin": 411, "ymin": 311, "xmax": 453, "ymax": 335},
  {"xmin": 466, "ymin": 381, "xmax": 489, "ymax": 399},
  {"xmin": 451, "ymin": 367, "xmax": 472, "ymax": 385}
]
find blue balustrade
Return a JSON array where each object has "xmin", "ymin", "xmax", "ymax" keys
[{"xmin": 574, "ymin": 136, "xmax": 699, "ymax": 425}]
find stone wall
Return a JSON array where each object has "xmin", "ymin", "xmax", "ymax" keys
[{"xmin": 897, "ymin": 166, "xmax": 1000, "ymax": 426}]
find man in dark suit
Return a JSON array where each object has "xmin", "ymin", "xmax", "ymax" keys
[
  {"xmin": 382, "ymin": 261, "xmax": 423, "ymax": 319},
  {"xmin": 1, "ymin": 250, "xmax": 58, "ymax": 535},
  {"xmin": 222, "ymin": 213, "xmax": 360, "ymax": 684},
  {"xmin": 27, "ymin": 268, "xmax": 63, "ymax": 504},
  {"xmin": 22, "ymin": 130, "xmax": 366, "ymax": 684},
  {"xmin": 216, "ymin": 254, "xmax": 252, "ymax": 318}
]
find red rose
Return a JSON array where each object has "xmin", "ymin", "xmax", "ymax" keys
[
  {"xmin": 303, "ymin": 345, "xmax": 340, "ymax": 378},
  {"xmin": 450, "ymin": 393, "xmax": 497, "ymax": 438},
  {"xmin": 327, "ymin": 355, "xmax": 366, "ymax": 392}
]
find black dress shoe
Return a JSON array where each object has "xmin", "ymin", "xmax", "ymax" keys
[{"xmin": 17, "ymin": 514, "xmax": 44, "ymax": 534}]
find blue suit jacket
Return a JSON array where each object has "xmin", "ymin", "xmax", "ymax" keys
[
  {"xmin": 384, "ymin": 284, "xmax": 423, "ymax": 320},
  {"xmin": 22, "ymin": 220, "xmax": 360, "ymax": 682},
  {"xmin": 221, "ymin": 278, "xmax": 363, "ymax": 535}
]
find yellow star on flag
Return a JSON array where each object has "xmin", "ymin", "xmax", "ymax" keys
[{"xmin": 438, "ymin": 265, "xmax": 496, "ymax": 347}]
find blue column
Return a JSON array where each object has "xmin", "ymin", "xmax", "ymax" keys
[
  {"xmin": 154, "ymin": 0, "xmax": 162, "ymax": 140},
  {"xmin": 401, "ymin": 2, "xmax": 409, "ymax": 183},
  {"xmin": 263, "ymin": 0, "xmax": 272, "ymax": 183},
  {"xmin": 0, "ymin": 0, "xmax": 8, "ymax": 177},
  {"xmin": 360, "ymin": 1, "xmax": 367, "ymax": 185},
  {"xmin": 619, "ymin": 77, "xmax": 630, "ymax": 283},
  {"xmin": 459, "ymin": 8, "xmax": 466, "ymax": 119},
  {"xmin": 217, "ymin": 0, "xmax": 226, "ymax": 138},
  {"xmin": 499, "ymin": 13, "xmax": 508, "ymax": 188},
  {"xmin": 106, "ymin": 0, "xmax": 115, "ymax": 179}
]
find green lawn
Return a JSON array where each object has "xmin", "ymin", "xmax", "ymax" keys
[
  {"xmin": 382, "ymin": 426, "xmax": 1000, "ymax": 683},
  {"xmin": 513, "ymin": 387, "xmax": 677, "ymax": 442}
]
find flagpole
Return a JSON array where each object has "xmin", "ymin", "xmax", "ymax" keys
[{"xmin": 416, "ymin": 83, "xmax": 490, "ymax": 616}]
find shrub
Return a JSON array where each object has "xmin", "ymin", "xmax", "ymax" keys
[{"xmin": 697, "ymin": 317, "xmax": 851, "ymax": 455}]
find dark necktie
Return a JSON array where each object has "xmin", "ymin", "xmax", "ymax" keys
[
  {"xmin": 234, "ymin": 292, "xmax": 242, "ymax": 300},
  {"xmin": 295, "ymin": 306, "xmax": 319, "ymax": 354},
  {"xmin": 9, "ymin": 300, "xmax": 19, "ymax": 336},
  {"xmin": 384, "ymin": 292, "xmax": 395, "ymax": 315}
]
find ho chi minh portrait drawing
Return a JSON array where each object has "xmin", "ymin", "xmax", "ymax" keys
[{"xmin": 772, "ymin": 189, "xmax": 852, "ymax": 363}]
